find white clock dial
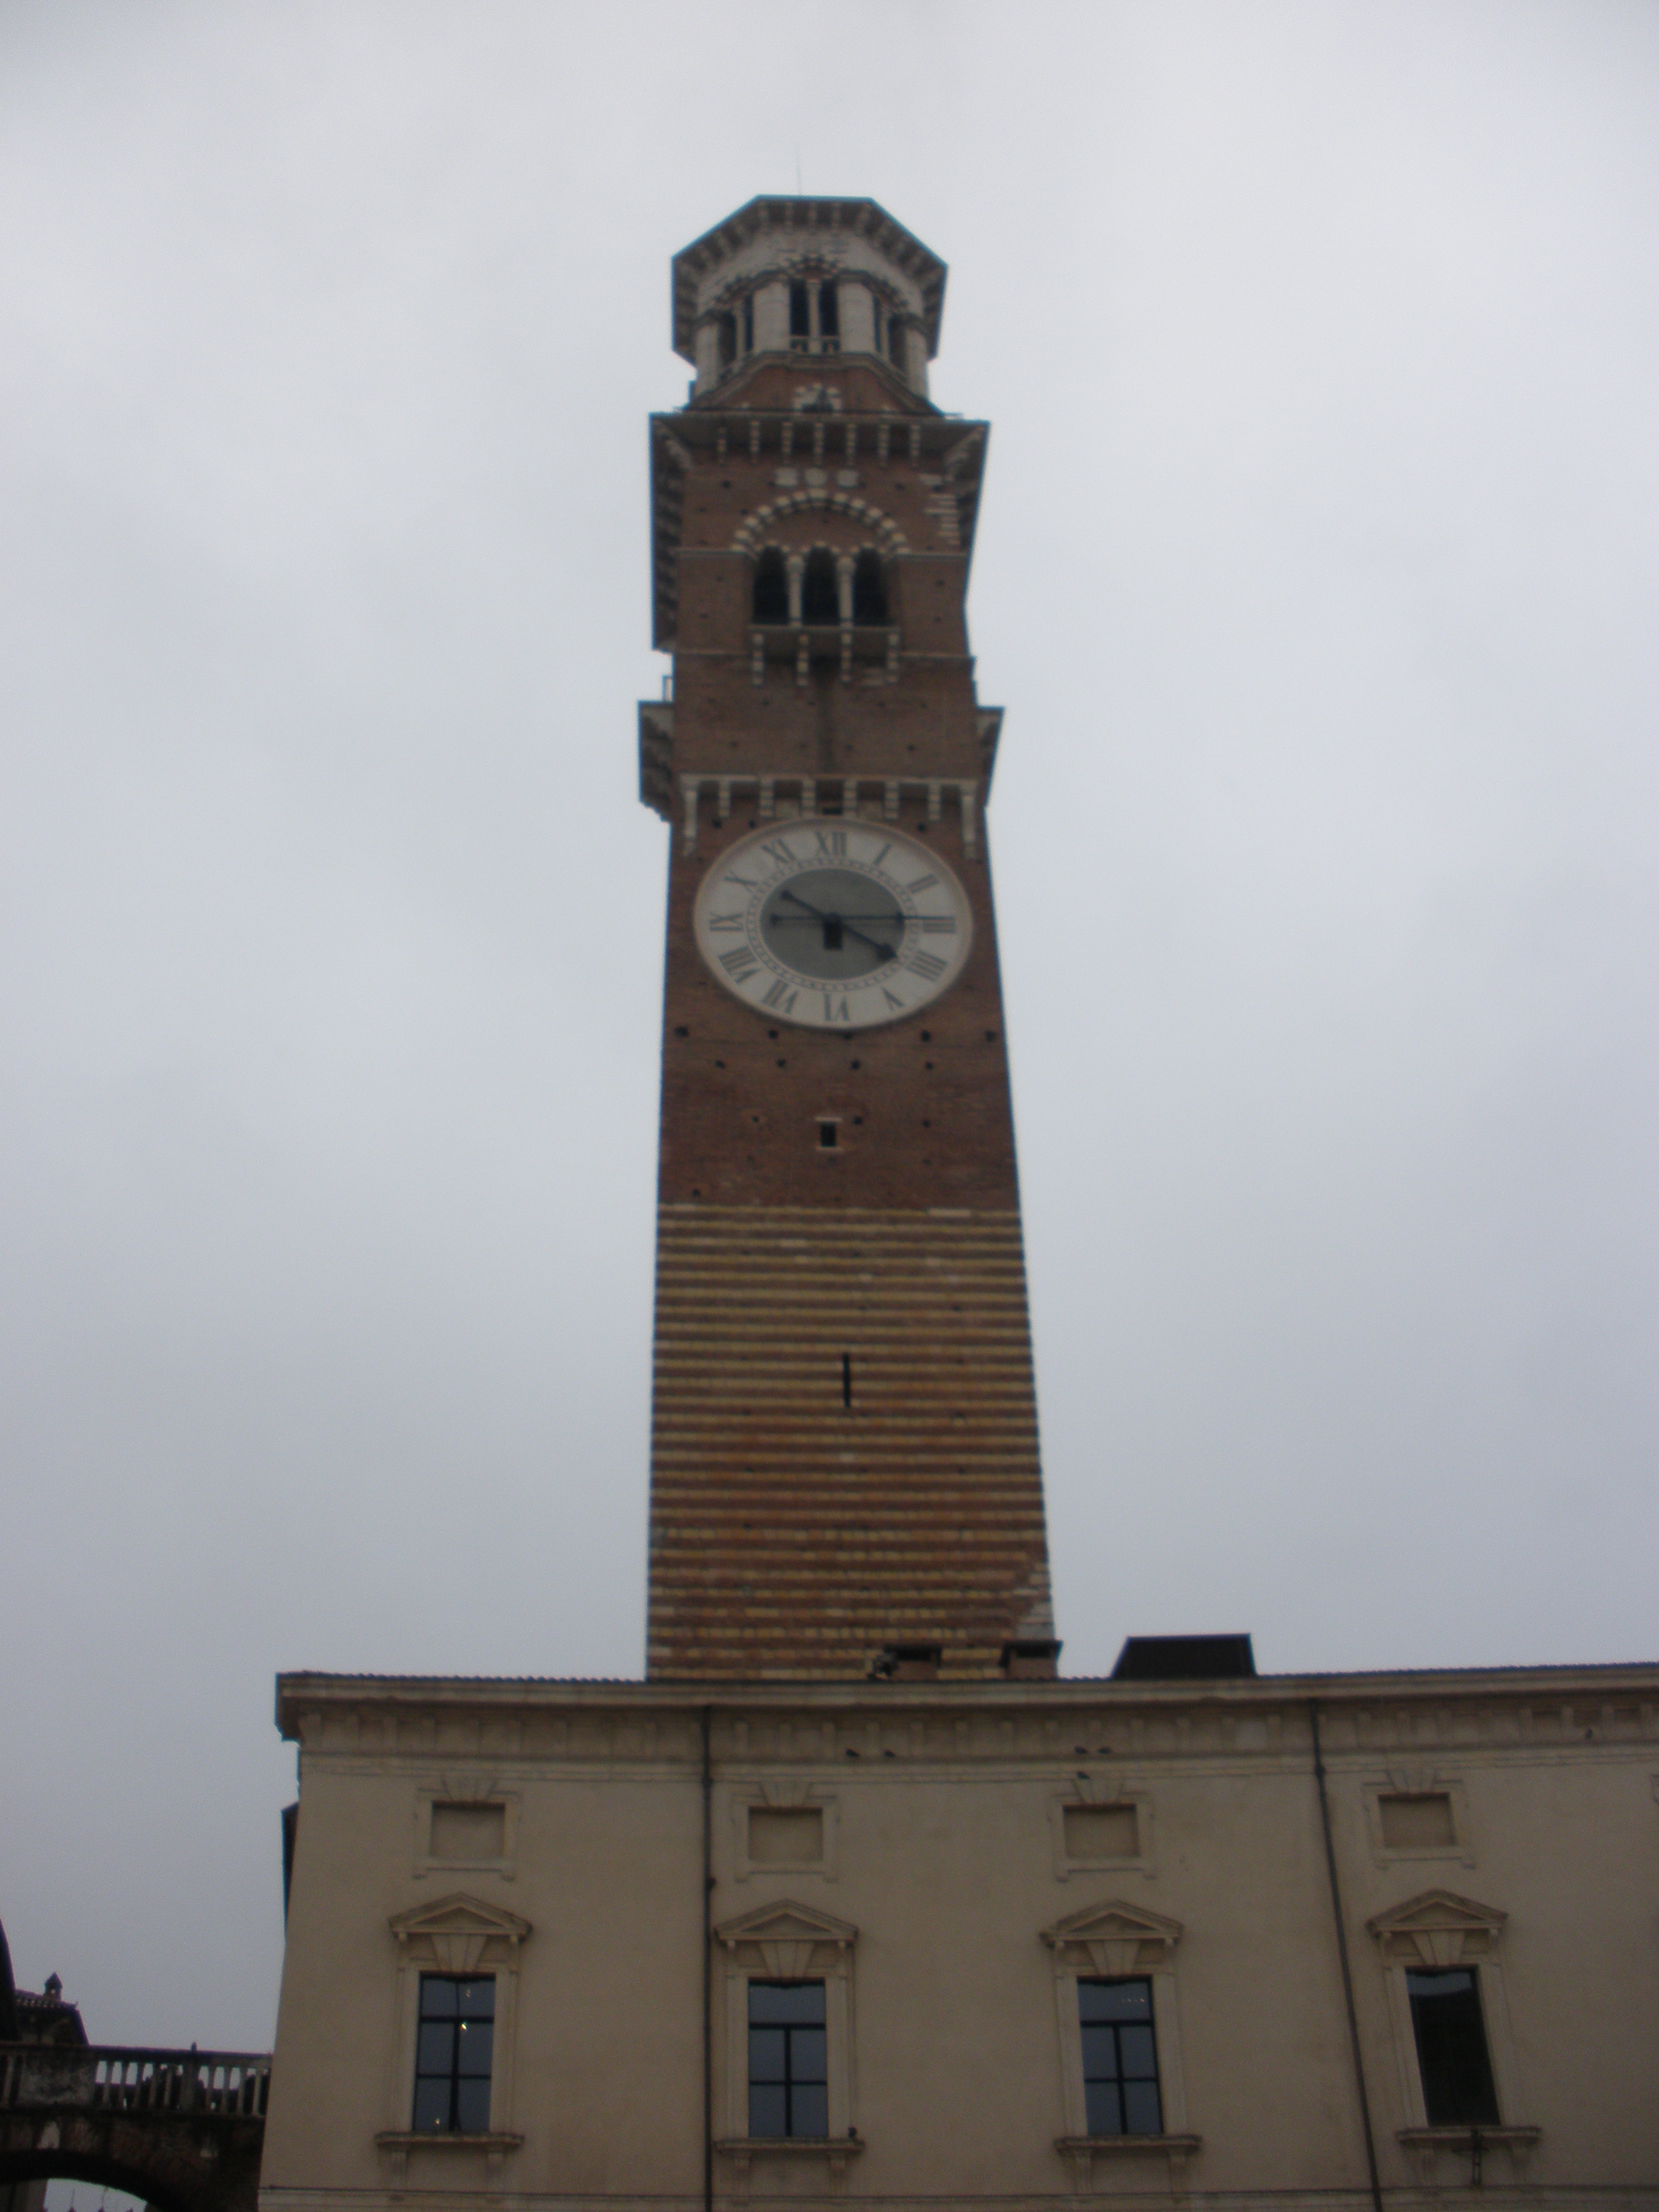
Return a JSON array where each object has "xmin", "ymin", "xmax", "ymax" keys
[{"xmin": 693, "ymin": 820, "xmax": 974, "ymax": 1031}]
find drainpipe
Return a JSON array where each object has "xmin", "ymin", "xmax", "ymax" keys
[
  {"xmin": 1310, "ymin": 1701, "xmax": 1385, "ymax": 2212},
  {"xmin": 702, "ymin": 1705, "xmax": 714, "ymax": 2212}
]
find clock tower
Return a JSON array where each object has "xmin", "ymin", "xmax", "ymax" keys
[{"xmin": 641, "ymin": 197, "xmax": 1056, "ymax": 1683}]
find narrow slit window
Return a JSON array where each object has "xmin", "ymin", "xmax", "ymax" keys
[
  {"xmin": 789, "ymin": 282, "xmax": 811, "ymax": 347},
  {"xmin": 887, "ymin": 314, "xmax": 906, "ymax": 367},
  {"xmin": 801, "ymin": 548, "xmax": 839, "ymax": 624},
  {"xmin": 819, "ymin": 1120, "xmax": 838, "ymax": 1149},
  {"xmin": 1407, "ymin": 1968, "xmax": 1500, "ymax": 2127},
  {"xmin": 717, "ymin": 312, "xmax": 737, "ymax": 368},
  {"xmin": 851, "ymin": 550, "xmax": 888, "ymax": 625},
  {"xmin": 818, "ymin": 281, "xmax": 840, "ymax": 346},
  {"xmin": 753, "ymin": 548, "xmax": 789, "ymax": 624},
  {"xmin": 841, "ymin": 1351, "xmax": 852, "ymax": 1404},
  {"xmin": 741, "ymin": 294, "xmax": 754, "ymax": 352},
  {"xmin": 1079, "ymin": 1978, "xmax": 1162, "ymax": 2137}
]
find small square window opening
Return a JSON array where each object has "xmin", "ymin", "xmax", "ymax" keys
[
  {"xmin": 1379, "ymin": 1792, "xmax": 1456, "ymax": 1850},
  {"xmin": 1064, "ymin": 1803, "xmax": 1139, "ymax": 1860}
]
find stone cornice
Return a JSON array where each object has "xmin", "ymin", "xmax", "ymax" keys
[{"xmin": 276, "ymin": 1665, "xmax": 1659, "ymax": 1765}]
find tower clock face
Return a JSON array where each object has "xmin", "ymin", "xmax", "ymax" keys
[{"xmin": 692, "ymin": 821, "xmax": 974, "ymax": 1030}]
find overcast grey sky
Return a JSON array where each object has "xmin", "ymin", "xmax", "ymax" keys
[{"xmin": 4, "ymin": 0, "xmax": 1657, "ymax": 2051}]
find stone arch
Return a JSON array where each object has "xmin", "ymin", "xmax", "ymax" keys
[{"xmin": 731, "ymin": 492, "xmax": 909, "ymax": 560}]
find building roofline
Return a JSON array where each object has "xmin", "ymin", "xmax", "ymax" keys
[{"xmin": 277, "ymin": 1657, "xmax": 1659, "ymax": 1739}]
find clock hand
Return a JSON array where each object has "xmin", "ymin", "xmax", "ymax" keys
[{"xmin": 776, "ymin": 886, "xmax": 899, "ymax": 964}]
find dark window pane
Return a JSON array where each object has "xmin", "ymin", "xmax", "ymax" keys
[
  {"xmin": 749, "ymin": 1982, "xmax": 825, "ymax": 2025},
  {"xmin": 748, "ymin": 2027, "xmax": 786, "ymax": 2082},
  {"xmin": 1080, "ymin": 2025, "xmax": 1120, "ymax": 2080},
  {"xmin": 792, "ymin": 2083, "xmax": 828, "ymax": 2137},
  {"xmin": 749, "ymin": 2084, "xmax": 787, "ymax": 2137},
  {"xmin": 412, "ymin": 2079, "xmax": 450, "ymax": 2132},
  {"xmin": 1080, "ymin": 1979, "xmax": 1151, "ymax": 2024},
  {"xmin": 1408, "ymin": 1970, "xmax": 1500, "ymax": 2126},
  {"xmin": 455, "ymin": 2077, "xmax": 491, "ymax": 2134},
  {"xmin": 1123, "ymin": 2080, "xmax": 1163, "ymax": 2136},
  {"xmin": 753, "ymin": 548, "xmax": 789, "ymax": 624},
  {"xmin": 1084, "ymin": 2079, "xmax": 1124, "ymax": 2136},
  {"xmin": 456, "ymin": 2020, "xmax": 493, "ymax": 2076},
  {"xmin": 416, "ymin": 2022, "xmax": 455, "ymax": 2074},
  {"xmin": 851, "ymin": 551, "xmax": 888, "ymax": 625},
  {"xmin": 789, "ymin": 283, "xmax": 811, "ymax": 337},
  {"xmin": 1118, "ymin": 2025, "xmax": 1157, "ymax": 2079},
  {"xmin": 459, "ymin": 1980, "xmax": 495, "ymax": 2019},
  {"xmin": 818, "ymin": 282, "xmax": 839, "ymax": 339},
  {"xmin": 420, "ymin": 1978, "xmax": 459, "ymax": 2019},
  {"xmin": 801, "ymin": 551, "xmax": 838, "ymax": 625},
  {"xmin": 792, "ymin": 2027, "xmax": 827, "ymax": 2082}
]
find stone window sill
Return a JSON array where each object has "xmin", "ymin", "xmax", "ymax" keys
[
  {"xmin": 375, "ymin": 2132, "xmax": 523, "ymax": 2150},
  {"xmin": 374, "ymin": 2131, "xmax": 523, "ymax": 2181},
  {"xmin": 716, "ymin": 2136, "xmax": 864, "ymax": 2174},
  {"xmin": 1057, "ymin": 2132, "xmax": 1201, "ymax": 2182},
  {"xmin": 1400, "ymin": 2125, "xmax": 1540, "ymax": 2151}
]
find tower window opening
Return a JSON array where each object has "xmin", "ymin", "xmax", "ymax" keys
[
  {"xmin": 818, "ymin": 281, "xmax": 840, "ymax": 348},
  {"xmin": 819, "ymin": 1120, "xmax": 839, "ymax": 1151},
  {"xmin": 851, "ymin": 550, "xmax": 888, "ymax": 625},
  {"xmin": 802, "ymin": 547, "xmax": 839, "ymax": 624},
  {"xmin": 887, "ymin": 313, "xmax": 906, "ymax": 368},
  {"xmin": 841, "ymin": 1351, "xmax": 852, "ymax": 1404},
  {"xmin": 753, "ymin": 547, "xmax": 789, "ymax": 624},
  {"xmin": 742, "ymin": 294, "xmax": 754, "ymax": 352},
  {"xmin": 789, "ymin": 282, "xmax": 811, "ymax": 348},
  {"xmin": 717, "ymin": 312, "xmax": 737, "ymax": 368}
]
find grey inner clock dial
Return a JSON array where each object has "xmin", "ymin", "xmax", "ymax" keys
[{"xmin": 758, "ymin": 867, "xmax": 908, "ymax": 981}]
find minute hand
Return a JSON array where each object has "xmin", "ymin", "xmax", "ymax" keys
[{"xmin": 778, "ymin": 886, "xmax": 898, "ymax": 964}]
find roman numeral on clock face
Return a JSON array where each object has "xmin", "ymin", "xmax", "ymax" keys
[
  {"xmin": 813, "ymin": 828, "xmax": 847, "ymax": 857},
  {"xmin": 822, "ymin": 995, "xmax": 852, "ymax": 1023},
  {"xmin": 761, "ymin": 978, "xmax": 798, "ymax": 1014},
  {"xmin": 906, "ymin": 872, "xmax": 939, "ymax": 894},
  {"xmin": 906, "ymin": 949, "xmax": 948, "ymax": 982},
  {"xmin": 707, "ymin": 911, "xmax": 745, "ymax": 932},
  {"xmin": 760, "ymin": 838, "xmax": 796, "ymax": 869},
  {"xmin": 719, "ymin": 947, "xmax": 761, "ymax": 983},
  {"xmin": 920, "ymin": 915, "xmax": 957, "ymax": 935}
]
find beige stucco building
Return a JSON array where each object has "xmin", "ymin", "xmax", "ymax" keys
[
  {"xmin": 265, "ymin": 1667, "xmax": 1659, "ymax": 2208},
  {"xmin": 261, "ymin": 199, "xmax": 1659, "ymax": 2212}
]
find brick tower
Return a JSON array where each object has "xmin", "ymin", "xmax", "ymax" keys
[{"xmin": 641, "ymin": 197, "xmax": 1056, "ymax": 1682}]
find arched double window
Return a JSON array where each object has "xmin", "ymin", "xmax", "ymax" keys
[{"xmin": 749, "ymin": 545, "xmax": 891, "ymax": 626}]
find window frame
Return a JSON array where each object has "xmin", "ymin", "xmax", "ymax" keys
[
  {"xmin": 746, "ymin": 1978, "xmax": 829, "ymax": 2139},
  {"xmin": 411, "ymin": 1971, "xmax": 497, "ymax": 2136},
  {"xmin": 714, "ymin": 1899, "xmax": 858, "ymax": 2156},
  {"xmin": 1077, "ymin": 1976, "xmax": 1165, "ymax": 2138},
  {"xmin": 412, "ymin": 1787, "xmax": 519, "ymax": 1880},
  {"xmin": 1041, "ymin": 1899, "xmax": 1191, "ymax": 2158},
  {"xmin": 733, "ymin": 1789, "xmax": 838, "ymax": 1881},
  {"xmin": 1367, "ymin": 1889, "xmax": 1527, "ymax": 2138},
  {"xmin": 381, "ymin": 1892, "xmax": 531, "ymax": 2169}
]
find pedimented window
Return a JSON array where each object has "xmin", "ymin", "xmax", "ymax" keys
[
  {"xmin": 1366, "ymin": 1889, "xmax": 1506, "ymax": 1969},
  {"xmin": 1042, "ymin": 1898, "xmax": 1183, "ymax": 1977},
  {"xmin": 714, "ymin": 1900, "xmax": 859, "ymax": 2158}
]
